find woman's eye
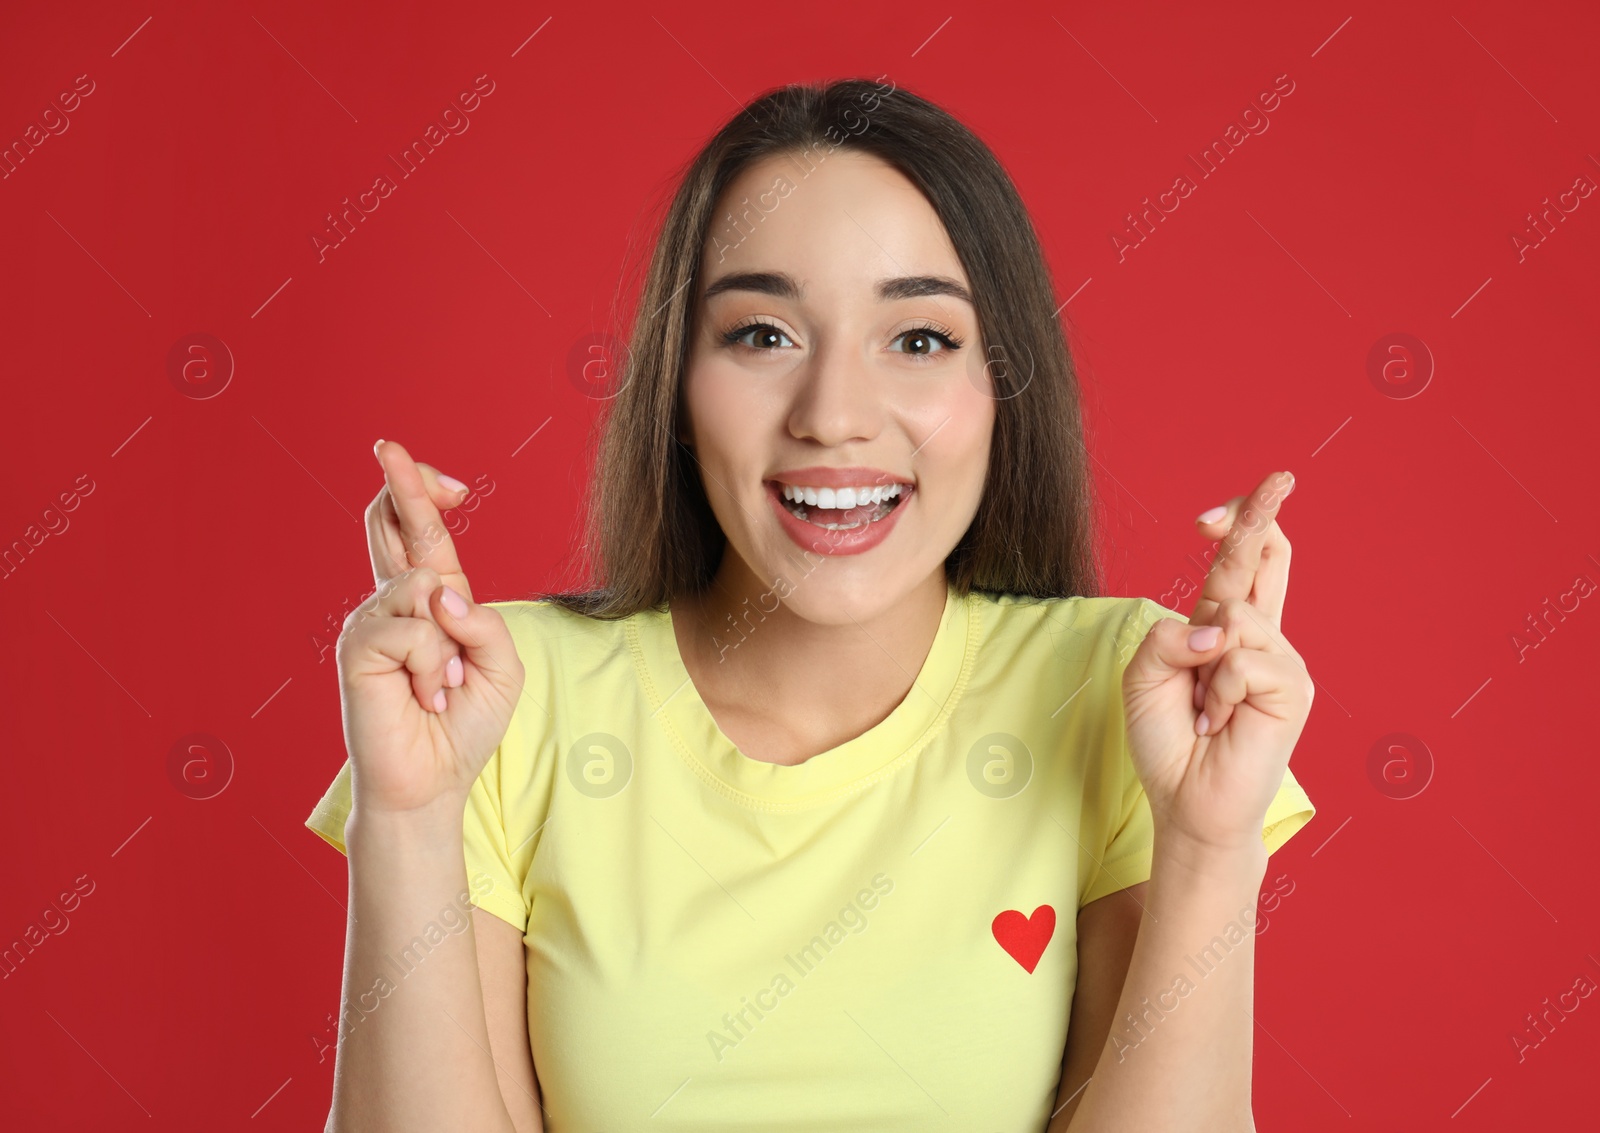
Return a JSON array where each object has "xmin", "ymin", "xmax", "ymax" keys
[
  {"xmin": 723, "ymin": 323, "xmax": 794, "ymax": 351},
  {"xmin": 890, "ymin": 328, "xmax": 961, "ymax": 358}
]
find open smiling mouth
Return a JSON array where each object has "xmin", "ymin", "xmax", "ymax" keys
[{"xmin": 773, "ymin": 483, "xmax": 911, "ymax": 531}]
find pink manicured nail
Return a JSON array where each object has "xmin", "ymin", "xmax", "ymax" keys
[
  {"xmin": 1195, "ymin": 712, "xmax": 1211, "ymax": 735},
  {"xmin": 446, "ymin": 654, "xmax": 463, "ymax": 688},
  {"xmin": 437, "ymin": 473, "xmax": 469, "ymax": 495},
  {"xmin": 441, "ymin": 587, "xmax": 468, "ymax": 618},
  {"xmin": 432, "ymin": 688, "xmax": 447, "ymax": 712},
  {"xmin": 1197, "ymin": 505, "xmax": 1228, "ymax": 524},
  {"xmin": 1188, "ymin": 625, "xmax": 1222, "ymax": 650}
]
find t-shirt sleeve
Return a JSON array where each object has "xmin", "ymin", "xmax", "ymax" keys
[
  {"xmin": 1080, "ymin": 597, "xmax": 1317, "ymax": 908},
  {"xmin": 302, "ymin": 600, "xmax": 552, "ymax": 934}
]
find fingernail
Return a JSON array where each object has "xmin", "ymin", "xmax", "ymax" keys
[
  {"xmin": 1195, "ymin": 711, "xmax": 1211, "ymax": 736},
  {"xmin": 373, "ymin": 439, "xmax": 385, "ymax": 459},
  {"xmin": 1188, "ymin": 625, "xmax": 1222, "ymax": 651},
  {"xmin": 1284, "ymin": 471, "xmax": 1296, "ymax": 496},
  {"xmin": 446, "ymin": 654, "xmax": 463, "ymax": 688},
  {"xmin": 1197, "ymin": 505, "xmax": 1227, "ymax": 524},
  {"xmin": 440, "ymin": 587, "xmax": 468, "ymax": 619},
  {"xmin": 437, "ymin": 473, "xmax": 469, "ymax": 495},
  {"xmin": 433, "ymin": 688, "xmax": 447, "ymax": 712}
]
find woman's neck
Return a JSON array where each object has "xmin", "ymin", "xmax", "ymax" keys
[{"xmin": 671, "ymin": 563, "xmax": 951, "ymax": 765}]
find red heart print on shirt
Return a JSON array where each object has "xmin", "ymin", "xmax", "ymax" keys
[{"xmin": 992, "ymin": 904, "xmax": 1056, "ymax": 973}]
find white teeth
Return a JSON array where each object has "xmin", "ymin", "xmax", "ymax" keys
[{"xmin": 779, "ymin": 482, "xmax": 905, "ymax": 508}]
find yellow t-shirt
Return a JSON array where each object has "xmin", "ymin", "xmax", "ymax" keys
[{"xmin": 306, "ymin": 585, "xmax": 1315, "ymax": 1131}]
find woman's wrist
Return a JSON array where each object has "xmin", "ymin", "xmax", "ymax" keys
[
  {"xmin": 344, "ymin": 794, "xmax": 468, "ymax": 855},
  {"xmin": 1151, "ymin": 823, "xmax": 1269, "ymax": 887}
]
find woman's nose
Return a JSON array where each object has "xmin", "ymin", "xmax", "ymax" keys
[{"xmin": 785, "ymin": 339, "xmax": 882, "ymax": 446}]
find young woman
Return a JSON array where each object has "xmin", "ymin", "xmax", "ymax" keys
[{"xmin": 306, "ymin": 77, "xmax": 1316, "ymax": 1133}]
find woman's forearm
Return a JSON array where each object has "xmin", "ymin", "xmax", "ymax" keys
[
  {"xmin": 1054, "ymin": 833, "xmax": 1269, "ymax": 1133},
  {"xmin": 327, "ymin": 803, "xmax": 516, "ymax": 1133}
]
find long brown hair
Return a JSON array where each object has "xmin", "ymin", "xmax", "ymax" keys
[{"xmin": 540, "ymin": 77, "xmax": 1101, "ymax": 618}]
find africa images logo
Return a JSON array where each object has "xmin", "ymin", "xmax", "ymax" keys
[
  {"xmin": 705, "ymin": 872, "xmax": 894, "ymax": 1063},
  {"xmin": 309, "ymin": 75, "xmax": 497, "ymax": 263}
]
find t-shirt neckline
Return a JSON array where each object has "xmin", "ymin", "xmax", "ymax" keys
[{"xmin": 627, "ymin": 580, "xmax": 977, "ymax": 810}]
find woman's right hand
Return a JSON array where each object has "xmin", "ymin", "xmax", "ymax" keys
[{"xmin": 336, "ymin": 439, "xmax": 526, "ymax": 816}]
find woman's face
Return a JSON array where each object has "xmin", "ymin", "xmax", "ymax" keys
[{"xmin": 682, "ymin": 149, "xmax": 996, "ymax": 626}]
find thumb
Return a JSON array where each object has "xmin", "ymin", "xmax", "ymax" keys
[
  {"xmin": 430, "ymin": 585, "xmax": 524, "ymax": 699},
  {"xmin": 1123, "ymin": 617, "xmax": 1226, "ymax": 693}
]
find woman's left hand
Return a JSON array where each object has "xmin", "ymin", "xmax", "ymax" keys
[{"xmin": 1119, "ymin": 470, "xmax": 1315, "ymax": 853}]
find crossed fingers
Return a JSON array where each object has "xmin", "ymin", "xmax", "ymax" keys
[
  {"xmin": 1188, "ymin": 470, "xmax": 1298, "ymax": 710},
  {"xmin": 1189, "ymin": 469, "xmax": 1295, "ymax": 630}
]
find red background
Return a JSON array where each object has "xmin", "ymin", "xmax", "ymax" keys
[{"xmin": 3, "ymin": 1, "xmax": 1596, "ymax": 1128}]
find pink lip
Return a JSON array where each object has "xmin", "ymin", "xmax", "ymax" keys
[
  {"xmin": 767, "ymin": 465, "xmax": 911, "ymax": 489},
  {"xmin": 765, "ymin": 480, "xmax": 912, "ymax": 557}
]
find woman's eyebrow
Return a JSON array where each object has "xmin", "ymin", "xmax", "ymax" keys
[{"xmin": 702, "ymin": 270, "xmax": 974, "ymax": 306}]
